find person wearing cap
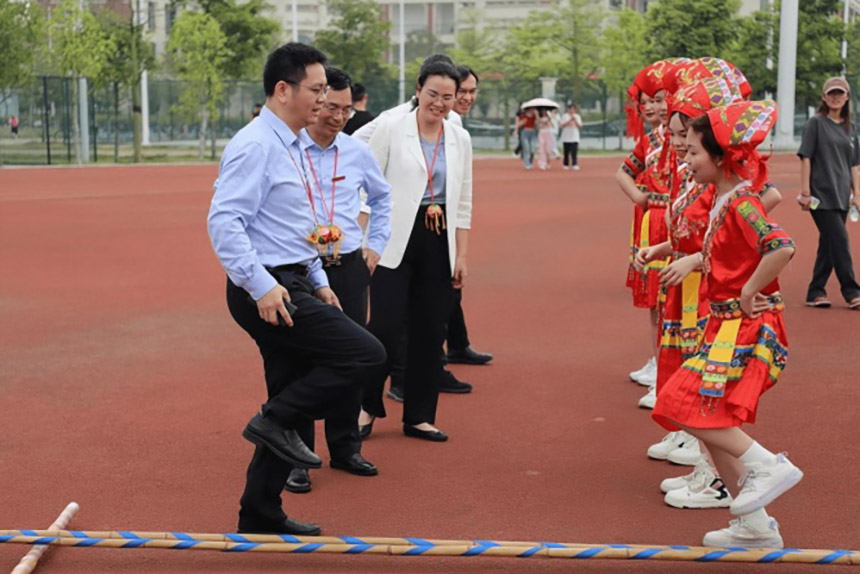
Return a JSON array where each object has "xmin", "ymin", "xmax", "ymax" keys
[
  {"xmin": 797, "ymin": 76, "xmax": 860, "ymax": 310},
  {"xmin": 652, "ymin": 100, "xmax": 803, "ymax": 549}
]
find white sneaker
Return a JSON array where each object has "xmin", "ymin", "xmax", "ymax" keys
[
  {"xmin": 730, "ymin": 453, "xmax": 804, "ymax": 516},
  {"xmin": 702, "ymin": 516, "xmax": 783, "ymax": 548},
  {"xmin": 573, "ymin": 165, "xmax": 580, "ymax": 171},
  {"xmin": 665, "ymin": 477, "xmax": 733, "ymax": 509},
  {"xmin": 629, "ymin": 357, "xmax": 656, "ymax": 386},
  {"xmin": 667, "ymin": 438, "xmax": 702, "ymax": 466},
  {"xmin": 562, "ymin": 165, "xmax": 570, "ymax": 171},
  {"xmin": 647, "ymin": 430, "xmax": 693, "ymax": 461},
  {"xmin": 660, "ymin": 459, "xmax": 713, "ymax": 493},
  {"xmin": 638, "ymin": 385, "xmax": 656, "ymax": 409}
]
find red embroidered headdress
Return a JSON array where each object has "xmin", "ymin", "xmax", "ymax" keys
[
  {"xmin": 705, "ymin": 100, "xmax": 778, "ymax": 190},
  {"xmin": 626, "ymin": 58, "xmax": 690, "ymax": 141}
]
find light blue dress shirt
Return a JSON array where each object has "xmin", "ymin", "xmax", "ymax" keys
[
  {"xmin": 208, "ymin": 105, "xmax": 329, "ymax": 300},
  {"xmin": 298, "ymin": 130, "xmax": 392, "ymax": 256},
  {"xmin": 420, "ymin": 135, "xmax": 447, "ymax": 205}
]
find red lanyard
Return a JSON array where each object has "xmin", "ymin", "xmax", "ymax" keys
[
  {"xmin": 285, "ymin": 146, "xmax": 320, "ymax": 225},
  {"xmin": 305, "ymin": 147, "xmax": 338, "ymax": 226},
  {"xmin": 418, "ymin": 119, "xmax": 444, "ymax": 204}
]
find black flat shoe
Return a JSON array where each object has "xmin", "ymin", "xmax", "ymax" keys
[
  {"xmin": 387, "ymin": 385, "xmax": 404, "ymax": 402},
  {"xmin": 446, "ymin": 346, "xmax": 493, "ymax": 365},
  {"xmin": 403, "ymin": 424, "xmax": 448, "ymax": 442},
  {"xmin": 358, "ymin": 418, "xmax": 374, "ymax": 439},
  {"xmin": 330, "ymin": 453, "xmax": 378, "ymax": 476},
  {"xmin": 284, "ymin": 468, "xmax": 311, "ymax": 493},
  {"xmin": 439, "ymin": 369, "xmax": 473, "ymax": 394},
  {"xmin": 237, "ymin": 516, "xmax": 322, "ymax": 536},
  {"xmin": 242, "ymin": 412, "xmax": 322, "ymax": 469}
]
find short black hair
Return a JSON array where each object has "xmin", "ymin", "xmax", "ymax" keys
[
  {"xmin": 689, "ymin": 114, "xmax": 724, "ymax": 160},
  {"xmin": 456, "ymin": 65, "xmax": 479, "ymax": 85},
  {"xmin": 417, "ymin": 61, "xmax": 460, "ymax": 91},
  {"xmin": 326, "ymin": 66, "xmax": 352, "ymax": 92},
  {"xmin": 420, "ymin": 54, "xmax": 454, "ymax": 76},
  {"xmin": 351, "ymin": 83, "xmax": 367, "ymax": 103},
  {"xmin": 263, "ymin": 42, "xmax": 327, "ymax": 97}
]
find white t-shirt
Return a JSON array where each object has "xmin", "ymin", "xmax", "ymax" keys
[{"xmin": 560, "ymin": 113, "xmax": 582, "ymax": 143}]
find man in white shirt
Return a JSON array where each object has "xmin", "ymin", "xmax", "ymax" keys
[{"xmin": 560, "ymin": 103, "xmax": 583, "ymax": 171}]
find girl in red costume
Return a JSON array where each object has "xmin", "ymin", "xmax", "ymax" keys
[{"xmin": 652, "ymin": 100, "xmax": 802, "ymax": 549}]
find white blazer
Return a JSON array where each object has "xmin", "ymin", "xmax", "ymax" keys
[{"xmin": 368, "ymin": 110, "xmax": 473, "ymax": 275}]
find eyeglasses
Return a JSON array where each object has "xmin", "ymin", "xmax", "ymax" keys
[
  {"xmin": 423, "ymin": 89, "xmax": 455, "ymax": 103},
  {"xmin": 286, "ymin": 81, "xmax": 330, "ymax": 97},
  {"xmin": 457, "ymin": 88, "xmax": 479, "ymax": 97},
  {"xmin": 324, "ymin": 104, "xmax": 353, "ymax": 118}
]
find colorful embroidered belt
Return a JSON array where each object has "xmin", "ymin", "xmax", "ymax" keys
[
  {"xmin": 709, "ymin": 292, "xmax": 784, "ymax": 319},
  {"xmin": 647, "ymin": 192, "xmax": 670, "ymax": 209}
]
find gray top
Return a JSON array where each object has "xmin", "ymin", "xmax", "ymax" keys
[
  {"xmin": 797, "ymin": 114, "xmax": 860, "ymax": 211},
  {"xmin": 420, "ymin": 135, "xmax": 447, "ymax": 205}
]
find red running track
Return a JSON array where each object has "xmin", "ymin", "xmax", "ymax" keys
[{"xmin": 1, "ymin": 155, "xmax": 858, "ymax": 574}]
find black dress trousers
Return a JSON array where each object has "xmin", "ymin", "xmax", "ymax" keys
[
  {"xmin": 363, "ymin": 206, "xmax": 455, "ymax": 425},
  {"xmin": 807, "ymin": 209, "xmax": 860, "ymax": 302},
  {"xmin": 296, "ymin": 250, "xmax": 372, "ymax": 460},
  {"xmin": 227, "ymin": 268, "xmax": 385, "ymax": 527}
]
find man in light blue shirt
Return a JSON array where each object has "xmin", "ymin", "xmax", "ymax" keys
[
  {"xmin": 207, "ymin": 43, "xmax": 385, "ymax": 537},
  {"xmin": 283, "ymin": 66, "xmax": 391, "ymax": 494}
]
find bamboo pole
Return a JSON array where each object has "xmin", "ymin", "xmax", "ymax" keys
[
  {"xmin": 9, "ymin": 503, "xmax": 79, "ymax": 574},
  {"xmin": 0, "ymin": 531, "xmax": 858, "ymax": 564}
]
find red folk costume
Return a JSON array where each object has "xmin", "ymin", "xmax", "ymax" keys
[
  {"xmin": 653, "ymin": 100, "xmax": 793, "ymax": 431},
  {"xmin": 656, "ymin": 77, "xmax": 746, "ymax": 393},
  {"xmin": 622, "ymin": 58, "xmax": 688, "ymax": 307}
]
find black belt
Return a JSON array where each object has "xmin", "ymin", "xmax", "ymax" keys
[
  {"xmin": 322, "ymin": 248, "xmax": 362, "ymax": 268},
  {"xmin": 267, "ymin": 263, "xmax": 308, "ymax": 277}
]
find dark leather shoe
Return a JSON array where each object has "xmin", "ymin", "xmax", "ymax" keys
[
  {"xmin": 237, "ymin": 516, "xmax": 322, "ymax": 536},
  {"xmin": 447, "ymin": 346, "xmax": 493, "ymax": 365},
  {"xmin": 330, "ymin": 453, "xmax": 378, "ymax": 476},
  {"xmin": 242, "ymin": 413, "xmax": 322, "ymax": 469},
  {"xmin": 284, "ymin": 468, "xmax": 311, "ymax": 493},
  {"xmin": 359, "ymin": 418, "xmax": 374, "ymax": 439},
  {"xmin": 403, "ymin": 424, "xmax": 448, "ymax": 442},
  {"xmin": 387, "ymin": 385, "xmax": 404, "ymax": 402},
  {"xmin": 439, "ymin": 369, "xmax": 473, "ymax": 394}
]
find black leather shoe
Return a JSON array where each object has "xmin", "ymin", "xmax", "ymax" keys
[
  {"xmin": 284, "ymin": 468, "xmax": 311, "ymax": 493},
  {"xmin": 439, "ymin": 369, "xmax": 473, "ymax": 394},
  {"xmin": 403, "ymin": 424, "xmax": 448, "ymax": 442},
  {"xmin": 237, "ymin": 516, "xmax": 322, "ymax": 536},
  {"xmin": 387, "ymin": 385, "xmax": 404, "ymax": 402},
  {"xmin": 446, "ymin": 346, "xmax": 493, "ymax": 365},
  {"xmin": 330, "ymin": 453, "xmax": 378, "ymax": 476},
  {"xmin": 359, "ymin": 418, "xmax": 374, "ymax": 439},
  {"xmin": 242, "ymin": 413, "xmax": 322, "ymax": 469}
]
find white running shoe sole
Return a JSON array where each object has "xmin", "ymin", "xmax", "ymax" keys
[
  {"xmin": 702, "ymin": 531, "xmax": 783, "ymax": 548},
  {"xmin": 730, "ymin": 467, "xmax": 804, "ymax": 516}
]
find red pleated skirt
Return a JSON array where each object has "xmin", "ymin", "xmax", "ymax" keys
[
  {"xmin": 652, "ymin": 310, "xmax": 788, "ymax": 431},
  {"xmin": 655, "ymin": 273, "xmax": 710, "ymax": 393}
]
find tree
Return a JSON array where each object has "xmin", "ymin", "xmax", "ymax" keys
[
  {"xmin": 167, "ymin": 11, "xmax": 228, "ymax": 158},
  {"xmin": 532, "ymin": 0, "xmax": 605, "ymax": 101},
  {"xmin": 315, "ymin": 0, "xmax": 392, "ymax": 82},
  {"xmin": 50, "ymin": 0, "xmax": 115, "ymax": 163},
  {"xmin": 790, "ymin": 0, "xmax": 843, "ymax": 110},
  {"xmin": 646, "ymin": 0, "xmax": 741, "ymax": 59},
  {"xmin": 195, "ymin": 0, "xmax": 279, "ymax": 81},
  {"xmin": 724, "ymin": 8, "xmax": 777, "ymax": 99},
  {"xmin": 0, "ymin": 0, "xmax": 45, "ymax": 93},
  {"xmin": 601, "ymin": 8, "xmax": 648, "ymax": 106}
]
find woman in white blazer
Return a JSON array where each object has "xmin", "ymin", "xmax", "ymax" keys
[{"xmin": 359, "ymin": 62, "xmax": 473, "ymax": 442}]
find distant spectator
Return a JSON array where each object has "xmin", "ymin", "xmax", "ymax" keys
[
  {"xmin": 343, "ymin": 83, "xmax": 374, "ymax": 135},
  {"xmin": 535, "ymin": 109, "xmax": 554, "ymax": 171},
  {"xmin": 10, "ymin": 115, "xmax": 19, "ymax": 139},
  {"xmin": 560, "ymin": 103, "xmax": 583, "ymax": 171},
  {"xmin": 251, "ymin": 103, "xmax": 262, "ymax": 119}
]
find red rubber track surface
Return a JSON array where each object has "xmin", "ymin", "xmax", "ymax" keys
[{"xmin": 1, "ymin": 156, "xmax": 858, "ymax": 574}]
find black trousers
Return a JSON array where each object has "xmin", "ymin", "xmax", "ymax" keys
[
  {"xmin": 363, "ymin": 206, "xmax": 454, "ymax": 425},
  {"xmin": 807, "ymin": 209, "xmax": 860, "ymax": 302},
  {"xmin": 446, "ymin": 289, "xmax": 470, "ymax": 351},
  {"xmin": 227, "ymin": 268, "xmax": 385, "ymax": 526},
  {"xmin": 563, "ymin": 142, "xmax": 579, "ymax": 167},
  {"xmin": 297, "ymin": 250, "xmax": 371, "ymax": 459}
]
